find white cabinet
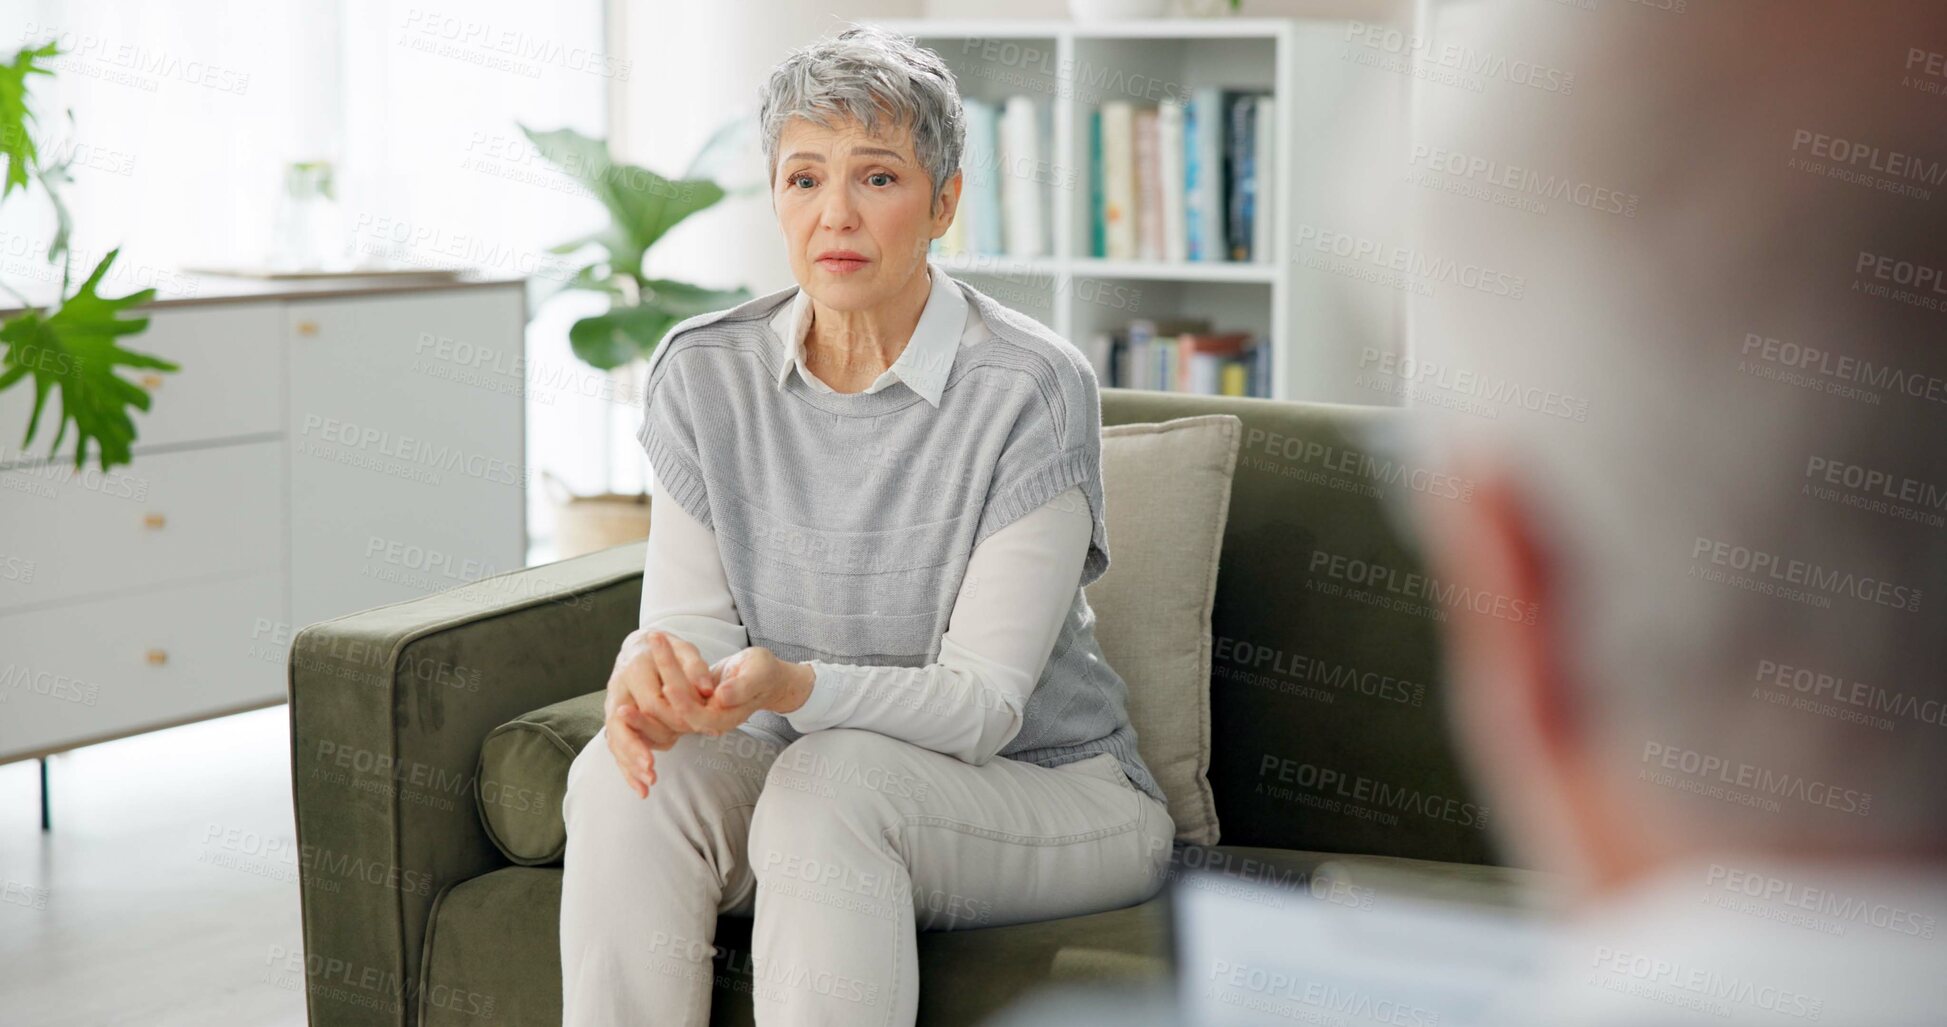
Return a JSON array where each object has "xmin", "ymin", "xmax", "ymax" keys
[
  {"xmin": 0, "ymin": 302, "xmax": 285, "ymax": 455},
  {"xmin": 287, "ymin": 288, "xmax": 527, "ymax": 629},
  {"xmin": 0, "ymin": 441, "xmax": 282, "ymax": 610},
  {"xmin": 0, "ymin": 572, "xmax": 287, "ymax": 757},
  {"xmin": 0, "ymin": 279, "xmax": 528, "ymax": 762}
]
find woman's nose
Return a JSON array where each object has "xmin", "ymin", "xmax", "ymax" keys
[{"xmin": 819, "ymin": 186, "xmax": 859, "ymax": 230}]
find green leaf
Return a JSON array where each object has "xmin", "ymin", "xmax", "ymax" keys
[
  {"xmin": 0, "ymin": 41, "xmax": 59, "ymax": 201},
  {"xmin": 637, "ymin": 279, "xmax": 750, "ymax": 319},
  {"xmin": 567, "ymin": 283, "xmax": 750, "ymax": 370},
  {"xmin": 0, "ymin": 248, "xmax": 175, "ymax": 471},
  {"xmin": 518, "ymin": 124, "xmax": 725, "ymax": 278},
  {"xmin": 524, "ymin": 262, "xmax": 623, "ymax": 316},
  {"xmin": 36, "ymin": 110, "xmax": 78, "ymax": 276}
]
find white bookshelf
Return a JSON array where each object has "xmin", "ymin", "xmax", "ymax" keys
[{"xmin": 870, "ymin": 16, "xmax": 1408, "ymax": 404}]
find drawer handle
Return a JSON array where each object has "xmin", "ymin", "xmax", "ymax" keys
[
  {"xmin": 294, "ymin": 320, "xmax": 320, "ymax": 336},
  {"xmin": 140, "ymin": 373, "xmax": 164, "ymax": 390},
  {"xmin": 143, "ymin": 512, "xmax": 167, "ymax": 529},
  {"xmin": 145, "ymin": 649, "xmax": 168, "ymax": 666}
]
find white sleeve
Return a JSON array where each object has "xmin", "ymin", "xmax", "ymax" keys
[
  {"xmin": 639, "ymin": 490, "xmax": 749, "ymax": 667},
  {"xmin": 782, "ymin": 486, "xmax": 1093, "ymax": 765}
]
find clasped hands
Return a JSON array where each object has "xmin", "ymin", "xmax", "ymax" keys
[{"xmin": 603, "ymin": 629, "xmax": 814, "ymax": 799}]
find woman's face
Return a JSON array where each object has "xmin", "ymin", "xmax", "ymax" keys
[{"xmin": 772, "ymin": 113, "xmax": 960, "ymax": 311}]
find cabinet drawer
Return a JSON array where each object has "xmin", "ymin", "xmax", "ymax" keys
[
  {"xmin": 0, "ymin": 570, "xmax": 287, "ymax": 761},
  {"xmin": 0, "ymin": 302, "xmax": 284, "ymax": 462},
  {"xmin": 0, "ymin": 441, "xmax": 283, "ymax": 612}
]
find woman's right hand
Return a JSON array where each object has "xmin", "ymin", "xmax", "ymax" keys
[{"xmin": 604, "ymin": 629, "xmax": 718, "ymax": 798}]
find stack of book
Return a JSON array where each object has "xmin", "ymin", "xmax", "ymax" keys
[
  {"xmin": 933, "ymin": 95, "xmax": 1055, "ymax": 260},
  {"xmin": 1090, "ymin": 89, "xmax": 1275, "ymax": 263},
  {"xmin": 1083, "ymin": 317, "xmax": 1271, "ymax": 397}
]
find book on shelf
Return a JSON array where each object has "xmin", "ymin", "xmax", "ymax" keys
[
  {"xmin": 1134, "ymin": 107, "xmax": 1161, "ymax": 261},
  {"xmin": 1100, "ymin": 101, "xmax": 1137, "ymax": 261},
  {"xmin": 1252, "ymin": 95, "xmax": 1276, "ymax": 265},
  {"xmin": 1092, "ymin": 88, "xmax": 1273, "ymax": 264},
  {"xmin": 932, "ymin": 94, "xmax": 1051, "ymax": 260},
  {"xmin": 1225, "ymin": 91, "xmax": 1256, "ymax": 262},
  {"xmin": 1185, "ymin": 87, "xmax": 1223, "ymax": 262},
  {"xmin": 1093, "ymin": 317, "xmax": 1272, "ymax": 398},
  {"xmin": 1159, "ymin": 98, "xmax": 1188, "ymax": 264},
  {"xmin": 1089, "ymin": 106, "xmax": 1106, "ymax": 261}
]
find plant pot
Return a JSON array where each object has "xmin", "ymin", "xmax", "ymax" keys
[
  {"xmin": 1069, "ymin": 0, "xmax": 1171, "ymax": 21},
  {"xmin": 542, "ymin": 470, "xmax": 652, "ymax": 559}
]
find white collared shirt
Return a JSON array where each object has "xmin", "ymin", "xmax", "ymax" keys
[
  {"xmin": 638, "ymin": 264, "xmax": 1096, "ymax": 764},
  {"xmin": 767, "ymin": 260, "xmax": 968, "ymax": 407}
]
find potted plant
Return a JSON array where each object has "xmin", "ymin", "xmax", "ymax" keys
[
  {"xmin": 0, "ymin": 41, "xmax": 176, "ymax": 473},
  {"xmin": 520, "ymin": 118, "xmax": 760, "ymax": 557}
]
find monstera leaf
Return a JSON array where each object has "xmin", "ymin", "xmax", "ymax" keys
[
  {"xmin": 0, "ymin": 249, "xmax": 174, "ymax": 471},
  {"xmin": 567, "ymin": 278, "xmax": 751, "ymax": 370},
  {"xmin": 521, "ymin": 123, "xmax": 754, "ymax": 369},
  {"xmin": 522, "ymin": 125, "xmax": 726, "ymax": 279}
]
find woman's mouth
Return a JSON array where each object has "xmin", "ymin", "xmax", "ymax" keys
[{"xmin": 816, "ymin": 254, "xmax": 870, "ymax": 274}]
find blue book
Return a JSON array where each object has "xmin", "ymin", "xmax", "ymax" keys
[
  {"xmin": 963, "ymin": 98, "xmax": 1005, "ymax": 255},
  {"xmin": 1089, "ymin": 107, "xmax": 1105, "ymax": 258},
  {"xmin": 1185, "ymin": 87, "xmax": 1225, "ymax": 262}
]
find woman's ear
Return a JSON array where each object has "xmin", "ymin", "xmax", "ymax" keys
[{"xmin": 932, "ymin": 168, "xmax": 964, "ymax": 237}]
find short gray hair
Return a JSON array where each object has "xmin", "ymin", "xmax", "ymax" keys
[{"xmin": 757, "ymin": 23, "xmax": 966, "ymax": 214}]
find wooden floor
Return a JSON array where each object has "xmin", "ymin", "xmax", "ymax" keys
[{"xmin": 0, "ymin": 707, "xmax": 308, "ymax": 1026}]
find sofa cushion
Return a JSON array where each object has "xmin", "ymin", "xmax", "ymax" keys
[
  {"xmin": 1099, "ymin": 390, "xmax": 1499, "ymax": 865},
  {"xmin": 417, "ymin": 847, "xmax": 1550, "ymax": 1026},
  {"xmin": 476, "ymin": 689, "xmax": 605, "ymax": 865},
  {"xmin": 1091, "ymin": 414, "xmax": 1242, "ymax": 845}
]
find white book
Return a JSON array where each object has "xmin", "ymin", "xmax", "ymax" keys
[
  {"xmin": 1084, "ymin": 330, "xmax": 1113, "ymax": 383},
  {"xmin": 1101, "ymin": 101, "xmax": 1136, "ymax": 261},
  {"xmin": 1134, "ymin": 107, "xmax": 1161, "ymax": 262},
  {"xmin": 1253, "ymin": 95, "xmax": 1276, "ymax": 265},
  {"xmin": 1158, "ymin": 98, "xmax": 1187, "ymax": 264},
  {"xmin": 1000, "ymin": 96, "xmax": 1046, "ymax": 258}
]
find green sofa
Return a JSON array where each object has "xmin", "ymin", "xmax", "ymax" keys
[{"xmin": 287, "ymin": 389, "xmax": 1533, "ymax": 1026}]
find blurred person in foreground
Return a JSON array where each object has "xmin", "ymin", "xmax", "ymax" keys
[{"xmin": 1406, "ymin": 1, "xmax": 1947, "ymax": 1023}]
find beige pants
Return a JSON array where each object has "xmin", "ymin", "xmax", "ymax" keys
[{"xmin": 560, "ymin": 723, "xmax": 1175, "ymax": 1026}]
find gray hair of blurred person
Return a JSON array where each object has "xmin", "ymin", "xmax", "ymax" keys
[
  {"xmin": 756, "ymin": 23, "xmax": 967, "ymax": 216},
  {"xmin": 1400, "ymin": 1, "xmax": 1947, "ymax": 859}
]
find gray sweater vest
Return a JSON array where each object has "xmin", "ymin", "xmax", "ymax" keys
[{"xmin": 637, "ymin": 271, "xmax": 1166, "ymax": 807}]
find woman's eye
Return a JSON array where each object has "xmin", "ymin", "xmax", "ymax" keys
[
  {"xmin": 868, "ymin": 172, "xmax": 894, "ymax": 187},
  {"xmin": 790, "ymin": 174, "xmax": 815, "ymax": 189}
]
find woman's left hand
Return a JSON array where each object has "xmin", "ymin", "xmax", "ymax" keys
[{"xmin": 665, "ymin": 646, "xmax": 813, "ymax": 736}]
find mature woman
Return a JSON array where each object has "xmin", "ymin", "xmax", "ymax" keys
[{"xmin": 559, "ymin": 24, "xmax": 1173, "ymax": 1026}]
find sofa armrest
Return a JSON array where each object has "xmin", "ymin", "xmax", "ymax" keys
[{"xmin": 287, "ymin": 540, "xmax": 645, "ymax": 1027}]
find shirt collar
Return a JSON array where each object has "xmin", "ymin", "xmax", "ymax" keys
[{"xmin": 767, "ymin": 259, "xmax": 967, "ymax": 408}]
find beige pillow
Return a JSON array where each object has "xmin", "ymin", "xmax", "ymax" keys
[{"xmin": 1091, "ymin": 414, "xmax": 1241, "ymax": 846}]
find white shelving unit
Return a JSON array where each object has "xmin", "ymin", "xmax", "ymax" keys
[{"xmin": 871, "ymin": 17, "xmax": 1408, "ymax": 404}]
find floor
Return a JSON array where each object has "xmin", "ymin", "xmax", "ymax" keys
[
  {"xmin": 0, "ymin": 538, "xmax": 567, "ymax": 1026},
  {"xmin": 0, "ymin": 706, "xmax": 308, "ymax": 1026}
]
